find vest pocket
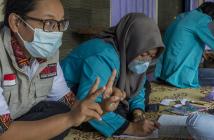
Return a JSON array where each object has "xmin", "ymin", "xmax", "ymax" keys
[
  {"xmin": 3, "ymin": 85, "xmax": 19, "ymax": 104},
  {"xmin": 35, "ymin": 78, "xmax": 53, "ymax": 98}
]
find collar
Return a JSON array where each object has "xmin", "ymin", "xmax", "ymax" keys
[{"xmin": 11, "ymin": 33, "xmax": 46, "ymax": 68}]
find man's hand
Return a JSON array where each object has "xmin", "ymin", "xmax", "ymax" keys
[
  {"xmin": 123, "ymin": 119, "xmax": 160, "ymax": 137},
  {"xmin": 69, "ymin": 77, "xmax": 105, "ymax": 127},
  {"xmin": 100, "ymin": 70, "xmax": 126, "ymax": 112}
]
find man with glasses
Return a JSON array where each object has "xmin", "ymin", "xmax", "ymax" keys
[
  {"xmin": 19, "ymin": 15, "xmax": 69, "ymax": 32},
  {"xmin": 0, "ymin": 0, "xmax": 124, "ymax": 140}
]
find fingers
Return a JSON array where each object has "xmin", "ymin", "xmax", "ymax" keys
[
  {"xmin": 89, "ymin": 77, "xmax": 100, "ymax": 95},
  {"xmin": 88, "ymin": 86, "xmax": 106, "ymax": 101},
  {"xmin": 154, "ymin": 121, "xmax": 160, "ymax": 129},
  {"xmin": 133, "ymin": 115, "xmax": 145, "ymax": 122},
  {"xmin": 106, "ymin": 69, "xmax": 117, "ymax": 88},
  {"xmin": 106, "ymin": 88, "xmax": 125, "ymax": 101},
  {"xmin": 103, "ymin": 69, "xmax": 117, "ymax": 99},
  {"xmin": 88, "ymin": 102, "xmax": 103, "ymax": 115},
  {"xmin": 107, "ymin": 96, "xmax": 121, "ymax": 102},
  {"xmin": 203, "ymin": 54, "xmax": 208, "ymax": 60},
  {"xmin": 85, "ymin": 109, "xmax": 102, "ymax": 121},
  {"xmin": 109, "ymin": 102, "xmax": 119, "ymax": 111},
  {"xmin": 143, "ymin": 120, "xmax": 156, "ymax": 134},
  {"xmin": 133, "ymin": 118, "xmax": 141, "ymax": 122},
  {"xmin": 121, "ymin": 90, "xmax": 126, "ymax": 100}
]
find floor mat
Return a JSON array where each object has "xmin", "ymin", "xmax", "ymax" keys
[{"xmin": 64, "ymin": 83, "xmax": 212, "ymax": 140}]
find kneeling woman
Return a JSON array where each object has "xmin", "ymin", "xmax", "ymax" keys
[{"xmin": 61, "ymin": 13, "xmax": 164, "ymax": 137}]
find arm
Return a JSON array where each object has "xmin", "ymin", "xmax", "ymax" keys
[
  {"xmin": 0, "ymin": 86, "xmax": 73, "ymax": 140},
  {"xmin": 1, "ymin": 112, "xmax": 74, "ymax": 140},
  {"xmin": 1, "ymin": 84, "xmax": 104, "ymax": 140},
  {"xmin": 128, "ymin": 75, "xmax": 147, "ymax": 113},
  {"xmin": 128, "ymin": 77, "xmax": 155, "ymax": 123},
  {"xmin": 76, "ymin": 56, "xmax": 129, "ymax": 137},
  {"xmin": 128, "ymin": 89, "xmax": 146, "ymax": 112},
  {"xmin": 47, "ymin": 63, "xmax": 70, "ymax": 102},
  {"xmin": 196, "ymin": 20, "xmax": 214, "ymax": 50},
  {"xmin": 46, "ymin": 63, "xmax": 76, "ymax": 107},
  {"xmin": 128, "ymin": 89, "xmax": 146, "ymax": 122},
  {"xmin": 77, "ymin": 55, "xmax": 159, "ymax": 137},
  {"xmin": 0, "ymin": 65, "xmax": 104, "ymax": 140}
]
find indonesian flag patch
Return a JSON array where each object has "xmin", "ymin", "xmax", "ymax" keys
[
  {"xmin": 3, "ymin": 74, "xmax": 16, "ymax": 86},
  {"xmin": 40, "ymin": 63, "xmax": 57, "ymax": 79}
]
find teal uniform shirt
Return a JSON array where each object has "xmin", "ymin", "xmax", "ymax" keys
[
  {"xmin": 155, "ymin": 10, "xmax": 214, "ymax": 88},
  {"xmin": 61, "ymin": 39, "xmax": 146, "ymax": 137}
]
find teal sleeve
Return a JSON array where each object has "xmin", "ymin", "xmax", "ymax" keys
[
  {"xmin": 128, "ymin": 89, "xmax": 145, "ymax": 112},
  {"xmin": 60, "ymin": 56, "xmax": 82, "ymax": 88},
  {"xmin": 60, "ymin": 58, "xmax": 72, "ymax": 88},
  {"xmin": 196, "ymin": 21, "xmax": 214, "ymax": 50},
  {"xmin": 76, "ymin": 56, "xmax": 128, "ymax": 137},
  {"xmin": 128, "ymin": 77, "xmax": 146, "ymax": 112}
]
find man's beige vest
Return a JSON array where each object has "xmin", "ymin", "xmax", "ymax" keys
[{"xmin": 0, "ymin": 27, "xmax": 59, "ymax": 119}]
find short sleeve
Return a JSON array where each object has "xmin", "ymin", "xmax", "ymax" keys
[
  {"xmin": 47, "ymin": 63, "xmax": 70, "ymax": 101},
  {"xmin": 0, "ymin": 87, "xmax": 12, "ymax": 134}
]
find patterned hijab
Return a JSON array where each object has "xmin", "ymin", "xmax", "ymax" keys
[{"xmin": 97, "ymin": 13, "xmax": 164, "ymax": 98}]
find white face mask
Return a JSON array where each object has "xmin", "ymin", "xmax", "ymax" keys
[
  {"xmin": 128, "ymin": 59, "xmax": 150, "ymax": 74},
  {"xmin": 17, "ymin": 20, "xmax": 63, "ymax": 58}
]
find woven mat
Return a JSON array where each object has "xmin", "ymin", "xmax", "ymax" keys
[{"xmin": 64, "ymin": 83, "xmax": 212, "ymax": 140}]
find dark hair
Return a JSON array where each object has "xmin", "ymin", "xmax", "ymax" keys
[
  {"xmin": 198, "ymin": 2, "xmax": 214, "ymax": 19},
  {"xmin": 3, "ymin": 0, "xmax": 38, "ymax": 26}
]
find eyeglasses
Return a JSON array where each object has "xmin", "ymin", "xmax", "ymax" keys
[{"xmin": 20, "ymin": 15, "xmax": 69, "ymax": 32}]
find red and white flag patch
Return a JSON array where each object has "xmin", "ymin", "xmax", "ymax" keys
[
  {"xmin": 3, "ymin": 74, "xmax": 16, "ymax": 86},
  {"xmin": 40, "ymin": 63, "xmax": 57, "ymax": 79}
]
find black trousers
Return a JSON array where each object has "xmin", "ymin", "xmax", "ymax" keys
[{"xmin": 15, "ymin": 101, "xmax": 71, "ymax": 140}]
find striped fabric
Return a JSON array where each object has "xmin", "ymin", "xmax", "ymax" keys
[{"xmin": 110, "ymin": 0, "xmax": 158, "ymax": 26}]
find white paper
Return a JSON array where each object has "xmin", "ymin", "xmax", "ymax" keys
[
  {"xmin": 212, "ymin": 87, "xmax": 214, "ymax": 93},
  {"xmin": 180, "ymin": 99, "xmax": 189, "ymax": 105},
  {"xmin": 158, "ymin": 114, "xmax": 190, "ymax": 139},
  {"xmin": 173, "ymin": 104, "xmax": 183, "ymax": 108},
  {"xmin": 113, "ymin": 129, "xmax": 158, "ymax": 139},
  {"xmin": 160, "ymin": 99, "xmax": 175, "ymax": 106},
  {"xmin": 205, "ymin": 45, "xmax": 211, "ymax": 50}
]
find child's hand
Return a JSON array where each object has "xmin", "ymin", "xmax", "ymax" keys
[
  {"xmin": 132, "ymin": 109, "xmax": 146, "ymax": 122},
  {"xmin": 100, "ymin": 70, "xmax": 126, "ymax": 112},
  {"xmin": 123, "ymin": 119, "xmax": 160, "ymax": 137},
  {"xmin": 101, "ymin": 87, "xmax": 126, "ymax": 112}
]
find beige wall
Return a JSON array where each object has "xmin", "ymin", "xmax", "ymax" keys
[{"xmin": 60, "ymin": 0, "xmax": 110, "ymax": 58}]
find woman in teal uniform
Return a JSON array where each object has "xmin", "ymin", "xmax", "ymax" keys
[
  {"xmin": 61, "ymin": 13, "xmax": 164, "ymax": 137},
  {"xmin": 155, "ymin": 2, "xmax": 214, "ymax": 88}
]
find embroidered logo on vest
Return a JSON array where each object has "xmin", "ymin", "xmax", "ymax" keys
[{"xmin": 40, "ymin": 63, "xmax": 57, "ymax": 79}]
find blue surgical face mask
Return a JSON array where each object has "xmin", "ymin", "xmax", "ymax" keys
[
  {"xmin": 17, "ymin": 20, "xmax": 63, "ymax": 58},
  {"xmin": 128, "ymin": 59, "xmax": 150, "ymax": 74}
]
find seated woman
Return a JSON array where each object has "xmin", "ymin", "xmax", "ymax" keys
[
  {"xmin": 155, "ymin": 2, "xmax": 214, "ymax": 88},
  {"xmin": 61, "ymin": 13, "xmax": 164, "ymax": 137}
]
